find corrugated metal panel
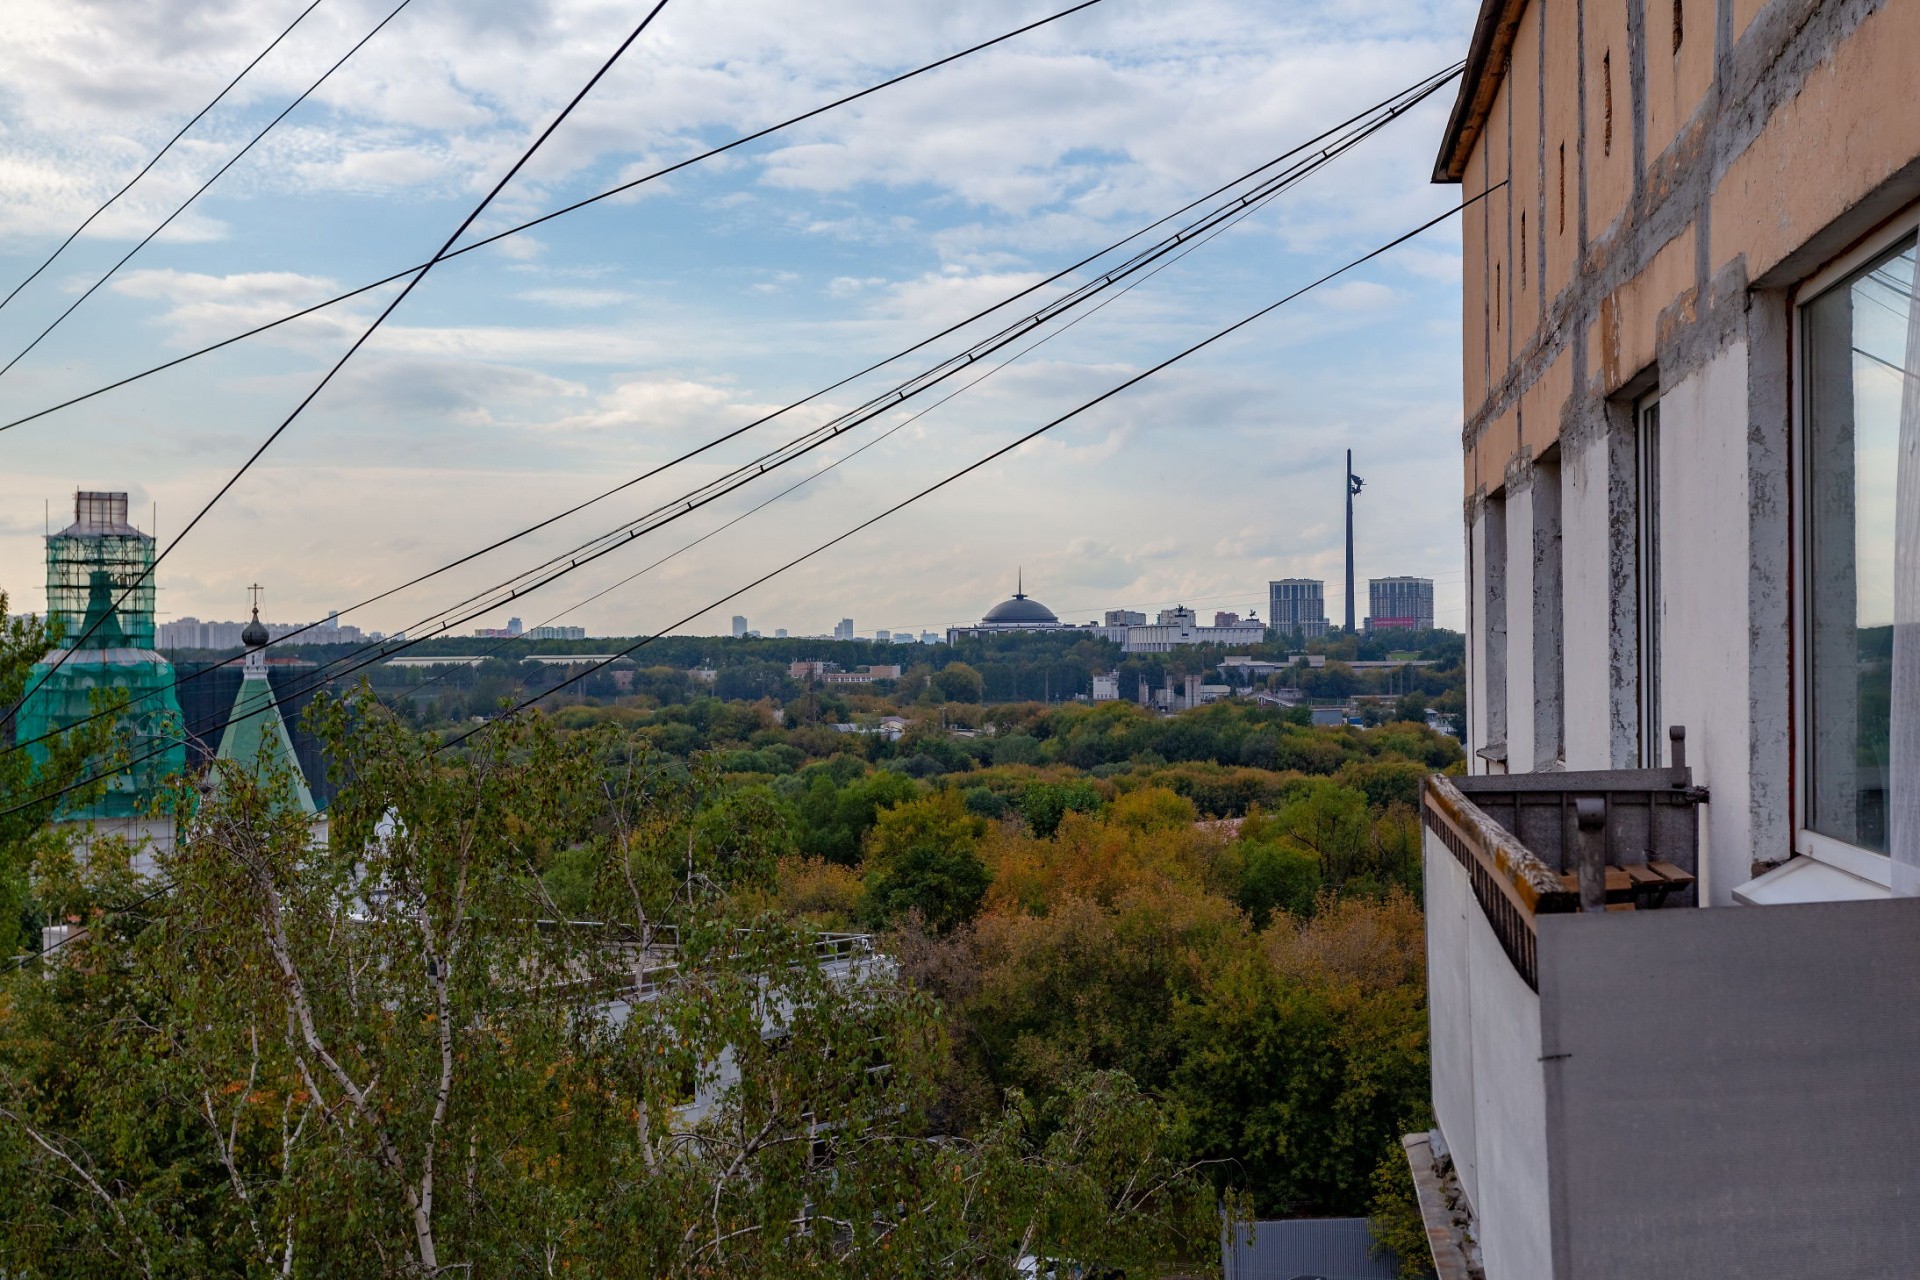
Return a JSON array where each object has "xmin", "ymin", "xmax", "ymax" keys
[{"xmin": 1222, "ymin": 1218, "xmax": 1401, "ymax": 1280}]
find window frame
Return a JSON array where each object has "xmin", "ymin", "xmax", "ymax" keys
[
  {"xmin": 1790, "ymin": 207, "xmax": 1920, "ymax": 883},
  {"xmin": 1635, "ymin": 391, "xmax": 1664, "ymax": 768}
]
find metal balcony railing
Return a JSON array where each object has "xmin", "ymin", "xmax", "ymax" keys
[{"xmin": 1422, "ymin": 728, "xmax": 1707, "ymax": 989}]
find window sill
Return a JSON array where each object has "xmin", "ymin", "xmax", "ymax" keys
[
  {"xmin": 1732, "ymin": 855, "xmax": 1890, "ymax": 906},
  {"xmin": 1796, "ymin": 829, "xmax": 1894, "ymax": 887}
]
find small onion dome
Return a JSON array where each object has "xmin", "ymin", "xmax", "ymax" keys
[{"xmin": 241, "ymin": 607, "xmax": 270, "ymax": 649}]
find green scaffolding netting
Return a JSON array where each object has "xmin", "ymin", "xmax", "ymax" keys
[{"xmin": 17, "ymin": 516, "xmax": 186, "ymax": 821}]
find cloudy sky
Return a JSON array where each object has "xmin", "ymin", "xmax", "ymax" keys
[{"xmin": 0, "ymin": 0, "xmax": 1476, "ymax": 641}]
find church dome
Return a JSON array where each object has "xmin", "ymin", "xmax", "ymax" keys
[
  {"xmin": 982, "ymin": 592, "xmax": 1058, "ymax": 625},
  {"xmin": 241, "ymin": 608, "xmax": 270, "ymax": 648}
]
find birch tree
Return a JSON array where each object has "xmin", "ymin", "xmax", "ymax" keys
[{"xmin": 0, "ymin": 692, "xmax": 1220, "ymax": 1276}]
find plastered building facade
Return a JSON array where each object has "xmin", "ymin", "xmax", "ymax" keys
[
  {"xmin": 1442, "ymin": 0, "xmax": 1920, "ymax": 902},
  {"xmin": 1411, "ymin": 2, "xmax": 1920, "ymax": 1276}
]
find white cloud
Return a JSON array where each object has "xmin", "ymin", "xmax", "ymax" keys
[
  {"xmin": 0, "ymin": 0, "xmax": 1480, "ymax": 634},
  {"xmin": 516, "ymin": 286, "xmax": 630, "ymax": 308}
]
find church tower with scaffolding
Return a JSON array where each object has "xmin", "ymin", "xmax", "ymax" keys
[{"xmin": 17, "ymin": 491, "xmax": 186, "ymax": 821}]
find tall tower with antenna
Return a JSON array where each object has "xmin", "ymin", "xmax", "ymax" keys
[{"xmin": 1344, "ymin": 449, "xmax": 1365, "ymax": 632}]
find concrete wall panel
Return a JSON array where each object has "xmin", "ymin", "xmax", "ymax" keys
[
  {"xmin": 1657, "ymin": 343, "xmax": 1752, "ymax": 902},
  {"xmin": 1536, "ymin": 897, "xmax": 1920, "ymax": 1280},
  {"xmin": 1731, "ymin": 0, "xmax": 1768, "ymax": 44},
  {"xmin": 1560, "ymin": 427, "xmax": 1613, "ymax": 769},
  {"xmin": 1511, "ymin": 1, "xmax": 1545, "ymax": 334},
  {"xmin": 1488, "ymin": 75, "xmax": 1515, "ymax": 373},
  {"xmin": 1520, "ymin": 348, "xmax": 1573, "ymax": 459},
  {"xmin": 1423, "ymin": 830, "xmax": 1554, "ymax": 1280},
  {"xmin": 1584, "ymin": 0, "xmax": 1633, "ymax": 242},
  {"xmin": 1711, "ymin": 0, "xmax": 1920, "ymax": 283},
  {"xmin": 1541, "ymin": 0, "xmax": 1581, "ymax": 305},
  {"xmin": 1504, "ymin": 476, "xmax": 1537, "ymax": 772},
  {"xmin": 1424, "ymin": 841, "xmax": 1480, "ymax": 1207},
  {"xmin": 1464, "ymin": 145, "xmax": 1490, "ymax": 415},
  {"xmin": 1595, "ymin": 225, "xmax": 1694, "ymax": 394}
]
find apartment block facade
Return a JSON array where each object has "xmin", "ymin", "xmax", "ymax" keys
[
  {"xmin": 1413, "ymin": 2, "xmax": 1920, "ymax": 1276},
  {"xmin": 1366, "ymin": 576, "xmax": 1434, "ymax": 632},
  {"xmin": 1268, "ymin": 578, "xmax": 1329, "ymax": 638}
]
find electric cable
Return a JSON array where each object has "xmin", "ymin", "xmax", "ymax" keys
[
  {"xmin": 0, "ymin": 51, "xmax": 1460, "ymax": 437},
  {"xmin": 0, "ymin": 0, "xmax": 414, "ymax": 381},
  {"xmin": 370, "ymin": 168, "xmax": 1214, "ymax": 694},
  {"xmin": 0, "ymin": 182, "xmax": 1505, "ymax": 853},
  {"xmin": 2, "ymin": 66, "xmax": 1458, "ymax": 757},
  {"xmin": 314, "ymin": 88, "xmax": 1432, "ymax": 657},
  {"xmin": 6, "ymin": 0, "xmax": 676, "ymax": 722},
  {"xmin": 432, "ymin": 185, "xmax": 1503, "ymax": 746},
  {"xmin": 27, "ymin": 105, "xmax": 1326, "ymax": 755},
  {"xmin": 0, "ymin": 0, "xmax": 327, "ymax": 318}
]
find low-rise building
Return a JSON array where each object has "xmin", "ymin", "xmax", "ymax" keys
[
  {"xmin": 820, "ymin": 664, "xmax": 901, "ymax": 685},
  {"xmin": 1123, "ymin": 610, "xmax": 1265, "ymax": 653}
]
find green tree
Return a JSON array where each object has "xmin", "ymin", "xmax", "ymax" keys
[
  {"xmin": 1019, "ymin": 779, "xmax": 1103, "ymax": 838},
  {"xmin": 0, "ymin": 594, "xmax": 116, "ymax": 957},
  {"xmin": 930, "ymin": 662, "xmax": 986, "ymax": 703},
  {"xmin": 0, "ymin": 696, "xmax": 1218, "ymax": 1276},
  {"xmin": 790, "ymin": 767, "xmax": 917, "ymax": 865},
  {"xmin": 860, "ymin": 790, "xmax": 991, "ymax": 934}
]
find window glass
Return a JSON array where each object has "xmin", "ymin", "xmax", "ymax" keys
[
  {"xmin": 1804, "ymin": 239, "xmax": 1916, "ymax": 853},
  {"xmin": 1637, "ymin": 396, "xmax": 1662, "ymax": 767}
]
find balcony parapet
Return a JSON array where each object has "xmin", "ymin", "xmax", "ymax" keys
[
  {"xmin": 1422, "ymin": 741, "xmax": 1705, "ymax": 989},
  {"xmin": 1423, "ymin": 774, "xmax": 1570, "ymax": 988}
]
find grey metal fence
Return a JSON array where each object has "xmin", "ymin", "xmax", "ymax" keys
[{"xmin": 1221, "ymin": 1217, "xmax": 1402, "ymax": 1280}]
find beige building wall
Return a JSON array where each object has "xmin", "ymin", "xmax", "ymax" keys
[{"xmin": 1437, "ymin": 0, "xmax": 1920, "ymax": 896}]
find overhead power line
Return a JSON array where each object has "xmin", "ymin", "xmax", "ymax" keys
[
  {"xmin": 0, "ymin": 0, "xmax": 327, "ymax": 318},
  {"xmin": 438, "ymin": 186, "xmax": 1504, "ymax": 749},
  {"xmin": 0, "ymin": 183, "xmax": 1504, "ymax": 828},
  {"xmin": 0, "ymin": 1, "xmax": 1413, "ymax": 439},
  {"xmin": 384, "ymin": 170, "xmax": 1223, "ymax": 678},
  {"xmin": 6, "ymin": 0, "xmax": 676, "ymax": 722},
  {"xmin": 1, "ymin": 63, "xmax": 1461, "ymax": 759},
  {"xmin": 309, "ymin": 85, "xmax": 1437, "ymax": 659},
  {"xmin": 0, "ymin": 0, "xmax": 415, "ymax": 381}
]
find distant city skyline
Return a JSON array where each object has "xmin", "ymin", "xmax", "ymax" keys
[{"xmin": 0, "ymin": 0, "xmax": 1472, "ymax": 644}]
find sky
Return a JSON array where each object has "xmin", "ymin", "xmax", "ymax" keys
[{"xmin": 0, "ymin": 0, "xmax": 1479, "ymax": 642}]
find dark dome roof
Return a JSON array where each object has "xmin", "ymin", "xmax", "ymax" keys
[
  {"xmin": 241, "ymin": 610, "xmax": 270, "ymax": 648},
  {"xmin": 982, "ymin": 593, "xmax": 1058, "ymax": 625}
]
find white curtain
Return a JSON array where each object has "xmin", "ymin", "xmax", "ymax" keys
[{"xmin": 1892, "ymin": 249, "xmax": 1920, "ymax": 896}]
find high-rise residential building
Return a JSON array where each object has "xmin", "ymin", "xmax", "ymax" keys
[
  {"xmin": 775, "ymin": 628, "xmax": 788, "ymax": 639},
  {"xmin": 1104, "ymin": 609, "xmax": 1147, "ymax": 627},
  {"xmin": 834, "ymin": 618, "xmax": 854, "ymax": 640},
  {"xmin": 875, "ymin": 629, "xmax": 890, "ymax": 642},
  {"xmin": 1268, "ymin": 579, "xmax": 1329, "ymax": 639},
  {"xmin": 1407, "ymin": 9, "xmax": 1920, "ymax": 1279},
  {"xmin": 526, "ymin": 625, "xmax": 587, "ymax": 641},
  {"xmin": 1213, "ymin": 611, "xmax": 1242, "ymax": 627},
  {"xmin": 1155, "ymin": 605, "xmax": 1196, "ymax": 626},
  {"xmin": 730, "ymin": 615, "xmax": 748, "ymax": 639},
  {"xmin": 1366, "ymin": 577, "xmax": 1434, "ymax": 632}
]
